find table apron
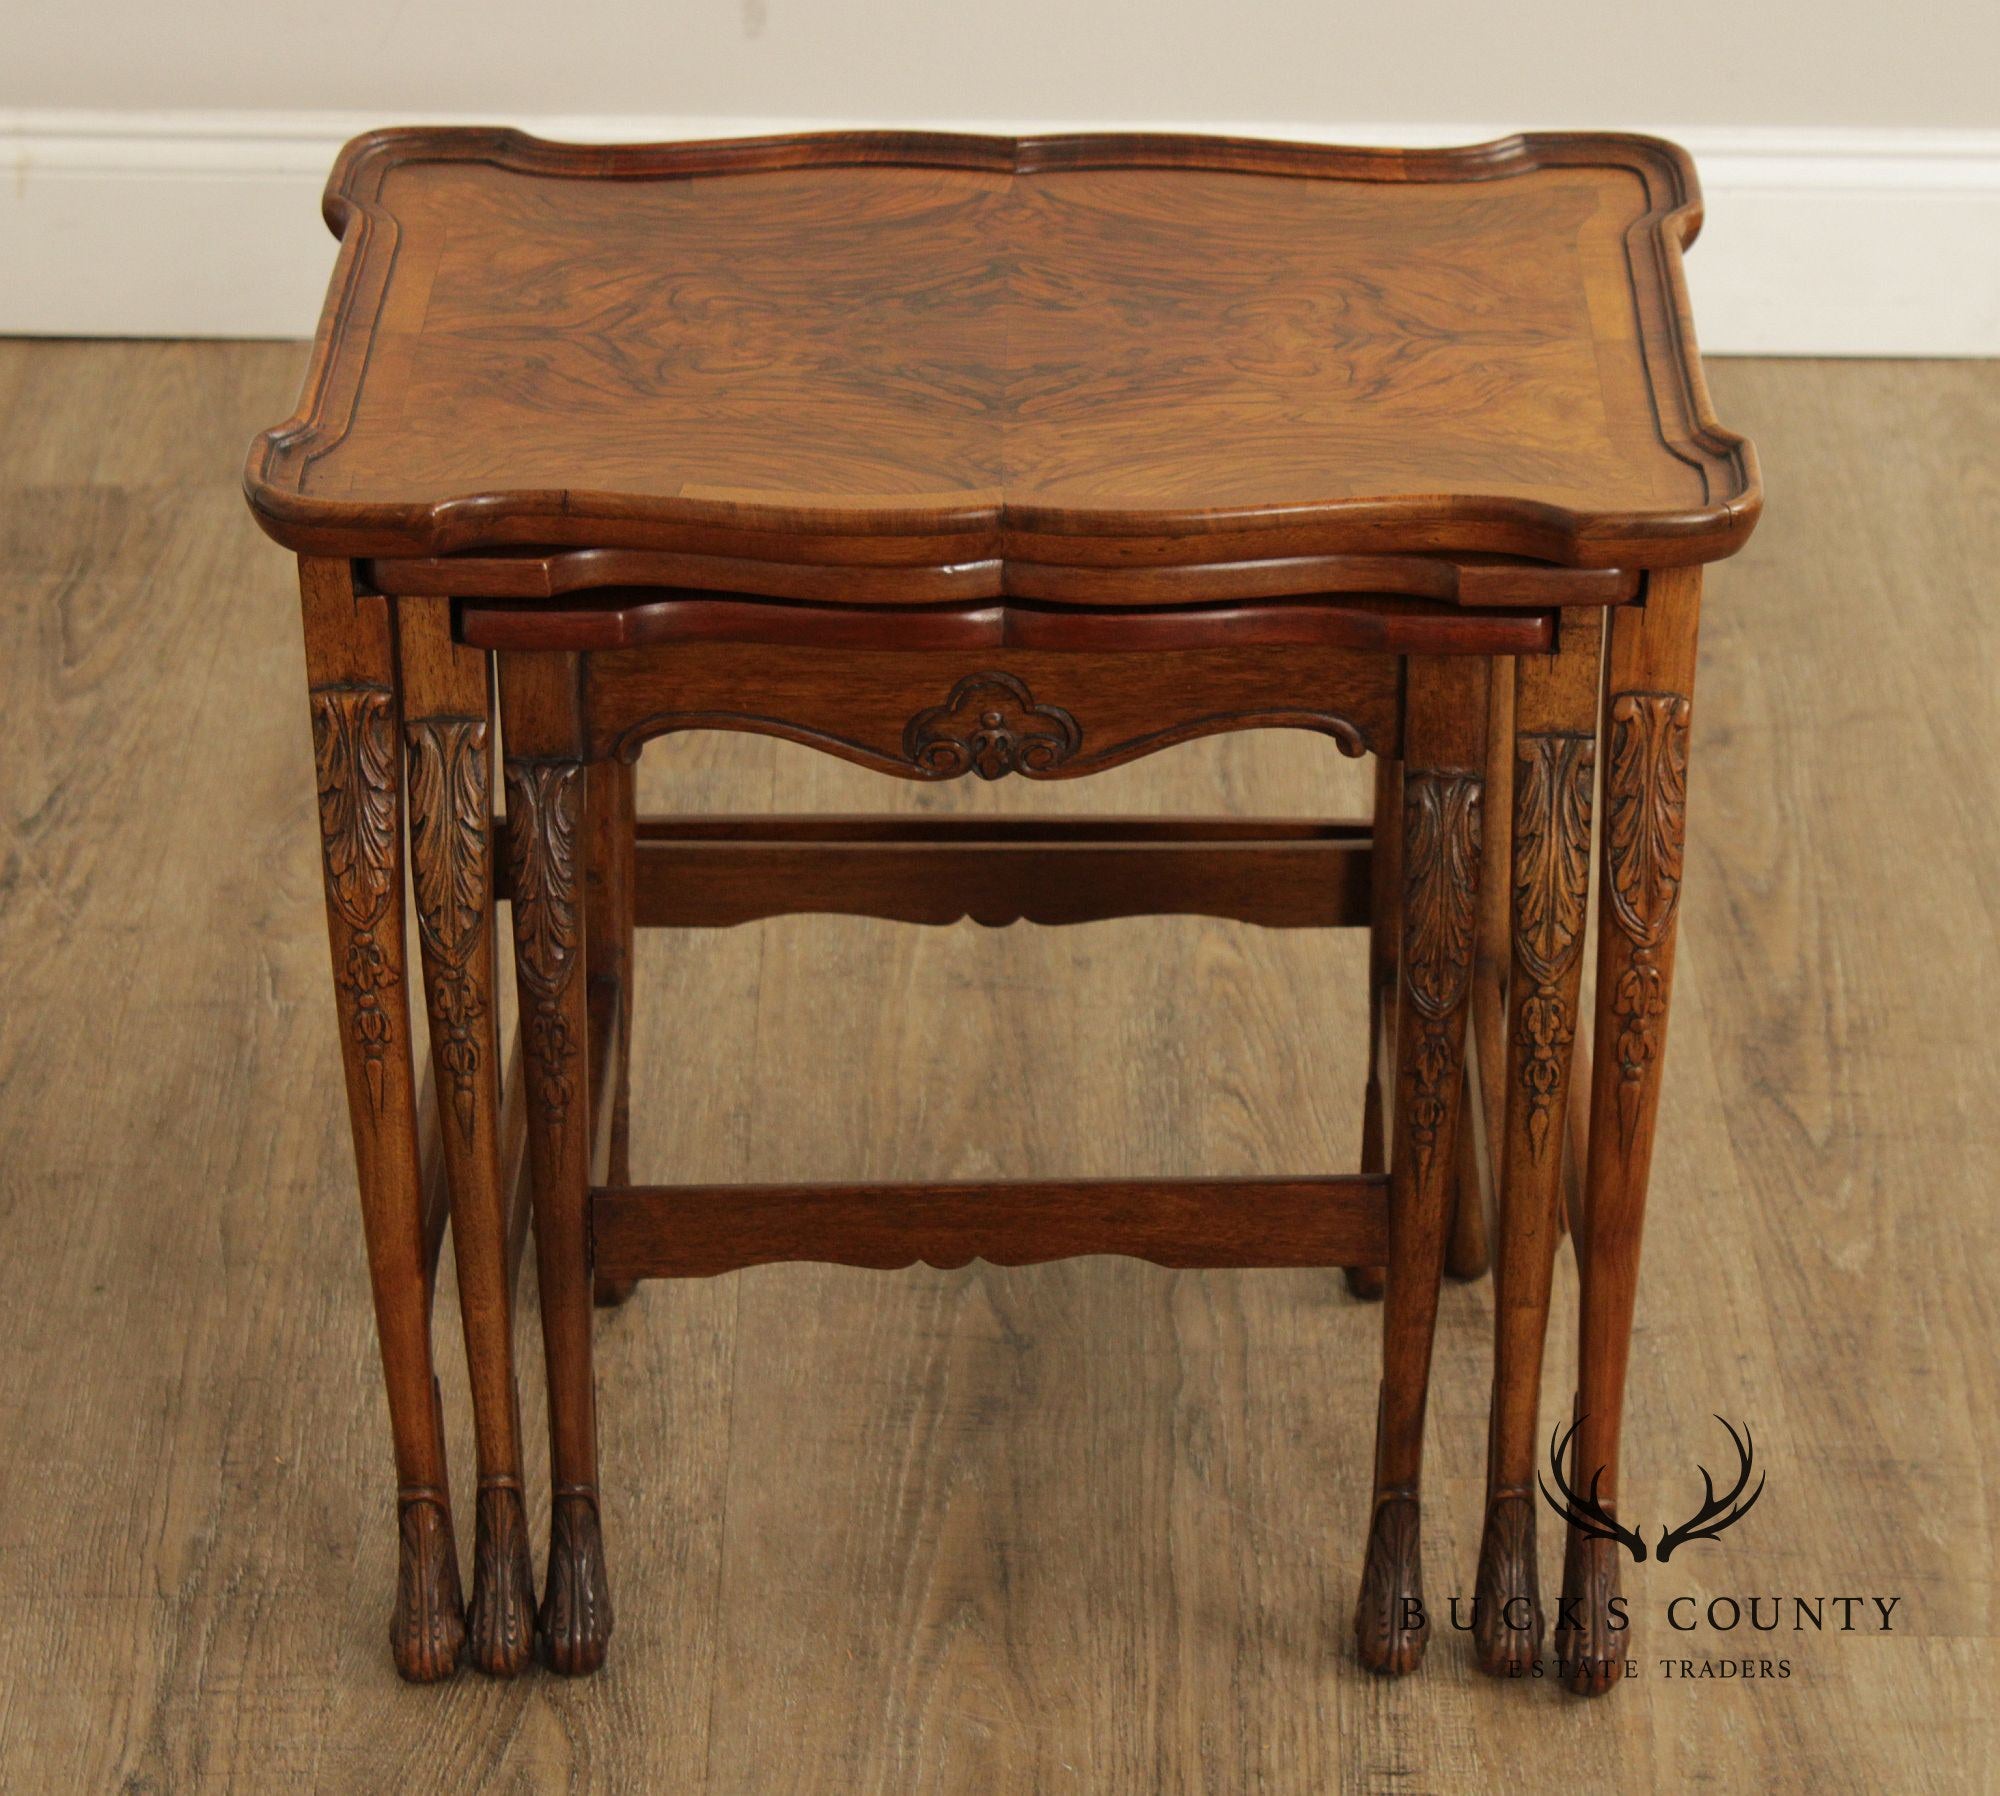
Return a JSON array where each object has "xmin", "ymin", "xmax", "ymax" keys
[{"xmin": 576, "ymin": 641, "xmax": 1405, "ymax": 775}]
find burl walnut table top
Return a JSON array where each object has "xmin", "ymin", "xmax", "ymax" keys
[{"xmin": 246, "ymin": 130, "xmax": 1759, "ymax": 591}]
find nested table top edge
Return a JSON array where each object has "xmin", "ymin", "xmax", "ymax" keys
[{"xmin": 244, "ymin": 127, "xmax": 1762, "ymax": 576}]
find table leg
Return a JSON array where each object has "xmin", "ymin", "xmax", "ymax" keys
[
  {"xmin": 398, "ymin": 597, "xmax": 536, "ymax": 1677},
  {"xmin": 1446, "ymin": 657, "xmax": 1514, "ymax": 1281},
  {"xmin": 1473, "ymin": 609, "xmax": 1602, "ymax": 1676},
  {"xmin": 298, "ymin": 559, "xmax": 465, "ymax": 1681},
  {"xmin": 1345, "ymin": 749, "xmax": 1399, "ymax": 1302},
  {"xmin": 498, "ymin": 651, "xmax": 614, "ymax": 1675},
  {"xmin": 586, "ymin": 757, "xmax": 639, "ymax": 1309},
  {"xmin": 1554, "ymin": 568, "xmax": 1701, "ymax": 1695},
  {"xmin": 1355, "ymin": 655, "xmax": 1486, "ymax": 1675}
]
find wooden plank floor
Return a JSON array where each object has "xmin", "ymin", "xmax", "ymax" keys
[{"xmin": 0, "ymin": 343, "xmax": 1992, "ymax": 1792}]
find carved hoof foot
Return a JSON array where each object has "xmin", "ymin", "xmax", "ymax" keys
[
  {"xmin": 1343, "ymin": 1265, "xmax": 1386, "ymax": 1301},
  {"xmin": 466, "ymin": 1481, "xmax": 536, "ymax": 1677},
  {"xmin": 593, "ymin": 1277, "xmax": 639, "ymax": 1309},
  {"xmin": 1354, "ymin": 1496, "xmax": 1428, "ymax": 1675},
  {"xmin": 1473, "ymin": 1495, "xmax": 1543, "ymax": 1676},
  {"xmin": 1553, "ymin": 1532, "xmax": 1628, "ymax": 1696},
  {"xmin": 539, "ymin": 1492, "xmax": 613, "ymax": 1676},
  {"xmin": 390, "ymin": 1493, "xmax": 465, "ymax": 1683}
]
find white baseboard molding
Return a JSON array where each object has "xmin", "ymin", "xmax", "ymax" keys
[{"xmin": 4, "ymin": 110, "xmax": 1997, "ymax": 354}]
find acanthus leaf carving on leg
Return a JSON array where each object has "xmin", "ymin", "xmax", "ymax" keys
[
  {"xmin": 1399, "ymin": 771, "xmax": 1482, "ymax": 1182},
  {"xmin": 467, "ymin": 1476, "xmax": 536, "ymax": 1677},
  {"xmin": 504, "ymin": 759, "xmax": 583, "ymax": 1140},
  {"xmin": 1474, "ymin": 1492, "xmax": 1543, "ymax": 1675},
  {"xmin": 407, "ymin": 716, "xmax": 492, "ymax": 1141},
  {"xmin": 1555, "ymin": 1530, "xmax": 1627, "ymax": 1696},
  {"xmin": 311, "ymin": 684, "xmax": 401, "ymax": 1114},
  {"xmin": 1512, "ymin": 731, "xmax": 1595, "ymax": 1159},
  {"xmin": 1354, "ymin": 1494, "xmax": 1428, "ymax": 1675},
  {"xmin": 391, "ymin": 1486, "xmax": 466, "ymax": 1682},
  {"xmin": 1603, "ymin": 692, "xmax": 1690, "ymax": 1152},
  {"xmin": 539, "ymin": 1488, "xmax": 613, "ymax": 1676}
]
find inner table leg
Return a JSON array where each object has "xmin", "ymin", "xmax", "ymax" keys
[
  {"xmin": 1473, "ymin": 610, "xmax": 1601, "ymax": 1676},
  {"xmin": 1555, "ymin": 569, "xmax": 1701, "ymax": 1696},
  {"xmin": 499, "ymin": 651, "xmax": 614, "ymax": 1675},
  {"xmin": 1355, "ymin": 656, "xmax": 1486, "ymax": 1676},
  {"xmin": 586, "ymin": 756, "xmax": 639, "ymax": 1309},
  {"xmin": 1346, "ymin": 748, "xmax": 1400, "ymax": 1303},
  {"xmin": 399, "ymin": 597, "xmax": 536, "ymax": 1677},
  {"xmin": 299, "ymin": 559, "xmax": 465, "ymax": 1681},
  {"xmin": 1446, "ymin": 656, "xmax": 1515, "ymax": 1281}
]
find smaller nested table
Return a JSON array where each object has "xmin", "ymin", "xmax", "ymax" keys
[{"xmin": 246, "ymin": 128, "xmax": 1758, "ymax": 1695}]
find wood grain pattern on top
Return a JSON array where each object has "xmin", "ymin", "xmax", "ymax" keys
[{"xmin": 245, "ymin": 130, "xmax": 1760, "ymax": 584}]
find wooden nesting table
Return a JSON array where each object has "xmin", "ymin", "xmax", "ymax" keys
[{"xmin": 245, "ymin": 128, "xmax": 1759, "ymax": 1694}]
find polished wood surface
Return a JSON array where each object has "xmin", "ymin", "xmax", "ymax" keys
[
  {"xmin": 397, "ymin": 592, "xmax": 538, "ymax": 1676},
  {"xmin": 581, "ymin": 639, "xmax": 1401, "ymax": 772},
  {"xmin": 1475, "ymin": 608, "xmax": 1602, "ymax": 1676},
  {"xmin": 254, "ymin": 127, "xmax": 1756, "ymax": 1689},
  {"xmin": 250, "ymin": 124, "xmax": 1761, "ymax": 1694},
  {"xmin": 368, "ymin": 547, "xmax": 1641, "ymax": 609},
  {"xmin": 484, "ymin": 575, "xmax": 1532, "ymax": 1683},
  {"xmin": 0, "ymin": 341, "xmax": 1988, "ymax": 1786},
  {"xmin": 453, "ymin": 590, "xmax": 1558, "ymax": 656},
  {"xmin": 602, "ymin": 814, "xmax": 1376, "ymax": 930},
  {"xmin": 496, "ymin": 649, "xmax": 615, "ymax": 1675},
  {"xmin": 297, "ymin": 557, "xmax": 468, "ymax": 1680},
  {"xmin": 1557, "ymin": 564, "xmax": 1706, "ymax": 1693},
  {"xmin": 585, "ymin": 755, "xmax": 640, "ymax": 1310},
  {"xmin": 1355, "ymin": 655, "xmax": 1488, "ymax": 1674},
  {"xmin": 594, "ymin": 1175, "xmax": 1390, "ymax": 1281},
  {"xmin": 246, "ymin": 130, "xmax": 1757, "ymax": 583}
]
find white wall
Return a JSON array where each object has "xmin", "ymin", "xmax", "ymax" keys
[
  {"xmin": 4, "ymin": 1, "xmax": 1999, "ymax": 350},
  {"xmin": 8, "ymin": 0, "xmax": 1997, "ymax": 128}
]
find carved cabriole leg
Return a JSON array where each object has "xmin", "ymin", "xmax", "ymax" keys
[
  {"xmin": 498, "ymin": 651, "xmax": 613, "ymax": 1675},
  {"xmin": 587, "ymin": 757, "xmax": 639, "ymax": 1309},
  {"xmin": 298, "ymin": 559, "xmax": 465, "ymax": 1682},
  {"xmin": 1355, "ymin": 655, "xmax": 1485, "ymax": 1675},
  {"xmin": 1555, "ymin": 569, "xmax": 1700, "ymax": 1696},
  {"xmin": 397, "ymin": 597, "xmax": 536, "ymax": 1678},
  {"xmin": 1346, "ymin": 749, "xmax": 1399, "ymax": 1302},
  {"xmin": 1474, "ymin": 609, "xmax": 1603, "ymax": 1677}
]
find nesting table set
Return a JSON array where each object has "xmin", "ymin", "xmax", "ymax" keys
[{"xmin": 245, "ymin": 128, "xmax": 1759, "ymax": 1696}]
